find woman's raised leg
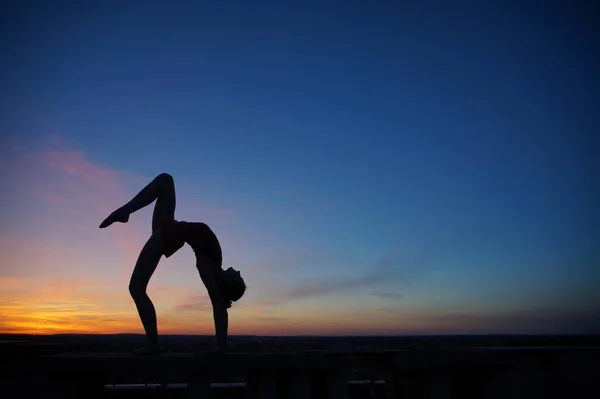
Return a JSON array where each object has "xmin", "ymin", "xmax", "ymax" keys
[{"xmin": 99, "ymin": 172, "xmax": 176, "ymax": 230}]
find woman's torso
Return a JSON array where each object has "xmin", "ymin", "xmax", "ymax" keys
[{"xmin": 161, "ymin": 220, "xmax": 223, "ymax": 265}]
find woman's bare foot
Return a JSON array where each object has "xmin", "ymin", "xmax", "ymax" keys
[
  {"xmin": 99, "ymin": 208, "xmax": 130, "ymax": 228},
  {"xmin": 132, "ymin": 345, "xmax": 162, "ymax": 356}
]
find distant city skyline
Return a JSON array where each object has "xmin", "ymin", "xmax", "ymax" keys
[{"xmin": 1, "ymin": 1, "xmax": 598, "ymax": 335}]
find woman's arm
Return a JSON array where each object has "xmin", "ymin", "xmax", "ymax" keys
[
  {"xmin": 197, "ymin": 258, "xmax": 228, "ymax": 349},
  {"xmin": 212, "ymin": 301, "xmax": 228, "ymax": 349}
]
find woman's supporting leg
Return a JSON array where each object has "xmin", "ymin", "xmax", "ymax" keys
[
  {"xmin": 129, "ymin": 230, "xmax": 164, "ymax": 354},
  {"xmin": 99, "ymin": 172, "xmax": 176, "ymax": 230}
]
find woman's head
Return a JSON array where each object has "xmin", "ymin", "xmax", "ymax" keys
[{"xmin": 220, "ymin": 267, "xmax": 246, "ymax": 308}]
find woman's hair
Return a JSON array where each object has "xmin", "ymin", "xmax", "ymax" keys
[{"xmin": 220, "ymin": 272, "xmax": 246, "ymax": 309}]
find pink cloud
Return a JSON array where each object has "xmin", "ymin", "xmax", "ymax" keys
[
  {"xmin": 42, "ymin": 149, "xmax": 119, "ymax": 187},
  {"xmin": 34, "ymin": 148, "xmax": 128, "ymax": 216},
  {"xmin": 0, "ymin": 141, "xmax": 149, "ymax": 270},
  {"xmin": 35, "ymin": 191, "xmax": 64, "ymax": 203}
]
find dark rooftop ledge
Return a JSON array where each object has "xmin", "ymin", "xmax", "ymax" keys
[
  {"xmin": 5, "ymin": 346, "xmax": 595, "ymax": 399},
  {"xmin": 35, "ymin": 345, "xmax": 599, "ymax": 378},
  {"xmin": 37, "ymin": 351, "xmax": 349, "ymax": 379}
]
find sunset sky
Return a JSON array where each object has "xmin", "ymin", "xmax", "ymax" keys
[{"xmin": 1, "ymin": 1, "xmax": 598, "ymax": 336}]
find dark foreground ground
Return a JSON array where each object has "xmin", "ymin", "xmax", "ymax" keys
[
  {"xmin": 1, "ymin": 334, "xmax": 599, "ymax": 398},
  {"xmin": 2, "ymin": 332, "xmax": 599, "ymax": 352}
]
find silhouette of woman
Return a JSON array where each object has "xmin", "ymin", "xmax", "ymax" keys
[{"xmin": 99, "ymin": 173, "xmax": 246, "ymax": 355}]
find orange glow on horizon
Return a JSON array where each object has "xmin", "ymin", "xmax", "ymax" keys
[
  {"xmin": 0, "ymin": 298, "xmax": 474, "ymax": 336},
  {"xmin": 0, "ymin": 297, "xmax": 432, "ymax": 336}
]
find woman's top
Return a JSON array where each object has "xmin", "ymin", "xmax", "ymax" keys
[{"xmin": 160, "ymin": 220, "xmax": 223, "ymax": 266}]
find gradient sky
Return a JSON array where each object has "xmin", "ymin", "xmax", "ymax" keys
[{"xmin": 1, "ymin": 1, "xmax": 598, "ymax": 336}]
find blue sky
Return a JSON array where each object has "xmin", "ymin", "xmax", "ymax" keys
[{"xmin": 0, "ymin": 1, "xmax": 598, "ymax": 335}]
